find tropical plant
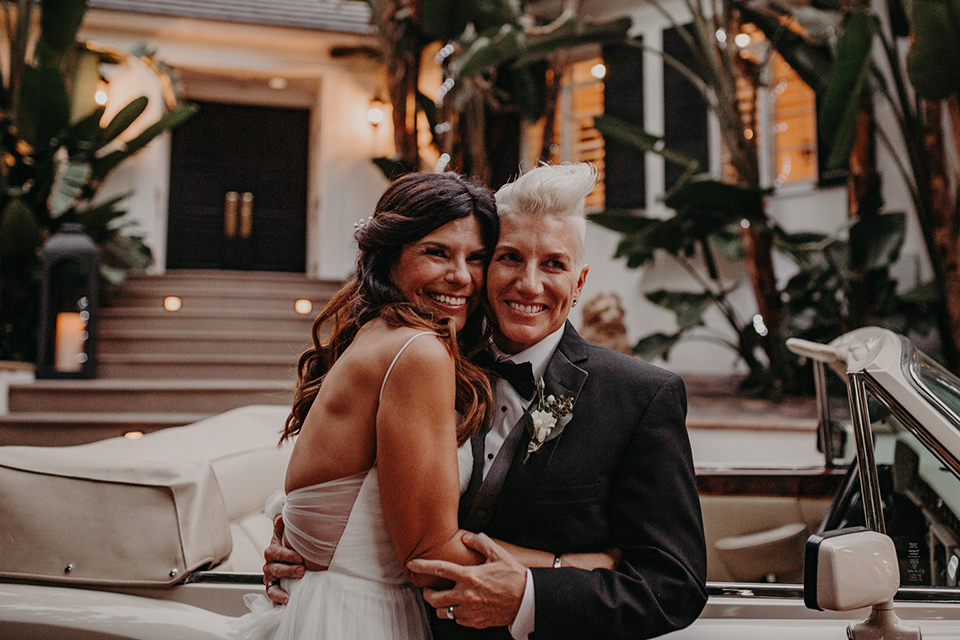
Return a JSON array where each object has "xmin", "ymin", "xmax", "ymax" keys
[
  {"xmin": 741, "ymin": 0, "xmax": 960, "ymax": 370},
  {"xmin": 0, "ymin": 0, "xmax": 196, "ymax": 361},
  {"xmin": 360, "ymin": 0, "xmax": 632, "ymax": 183},
  {"xmin": 580, "ymin": 0, "xmax": 936, "ymax": 394}
]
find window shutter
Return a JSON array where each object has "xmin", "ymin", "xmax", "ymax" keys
[
  {"xmin": 602, "ymin": 41, "xmax": 645, "ymax": 209},
  {"xmin": 662, "ymin": 27, "xmax": 709, "ymax": 190}
]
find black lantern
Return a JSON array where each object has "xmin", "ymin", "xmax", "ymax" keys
[{"xmin": 36, "ymin": 224, "xmax": 99, "ymax": 379}]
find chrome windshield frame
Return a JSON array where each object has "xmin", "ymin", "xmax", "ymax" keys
[
  {"xmin": 903, "ymin": 337, "xmax": 960, "ymax": 432},
  {"xmin": 847, "ymin": 372, "xmax": 886, "ymax": 533}
]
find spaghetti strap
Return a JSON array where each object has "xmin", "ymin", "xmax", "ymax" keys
[{"xmin": 379, "ymin": 331, "xmax": 436, "ymax": 403}]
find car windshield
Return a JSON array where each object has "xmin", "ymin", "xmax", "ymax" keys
[
  {"xmin": 908, "ymin": 350, "xmax": 960, "ymax": 428},
  {"xmin": 868, "ymin": 382, "xmax": 960, "ymax": 587}
]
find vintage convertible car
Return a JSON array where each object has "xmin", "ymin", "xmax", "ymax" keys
[{"xmin": 2, "ymin": 327, "xmax": 959, "ymax": 638}]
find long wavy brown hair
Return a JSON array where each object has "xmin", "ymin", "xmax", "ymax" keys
[{"xmin": 281, "ymin": 172, "xmax": 498, "ymax": 446}]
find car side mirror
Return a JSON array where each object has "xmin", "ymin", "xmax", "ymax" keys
[{"xmin": 805, "ymin": 527, "xmax": 920, "ymax": 640}]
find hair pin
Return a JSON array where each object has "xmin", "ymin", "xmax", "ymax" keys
[{"xmin": 353, "ymin": 216, "xmax": 371, "ymax": 231}]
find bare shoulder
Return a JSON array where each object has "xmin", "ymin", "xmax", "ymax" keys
[{"xmin": 350, "ymin": 320, "xmax": 451, "ymax": 380}]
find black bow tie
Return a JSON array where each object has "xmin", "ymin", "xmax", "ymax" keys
[{"xmin": 476, "ymin": 351, "xmax": 536, "ymax": 400}]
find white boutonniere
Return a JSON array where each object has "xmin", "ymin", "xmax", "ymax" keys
[{"xmin": 522, "ymin": 377, "xmax": 574, "ymax": 464}]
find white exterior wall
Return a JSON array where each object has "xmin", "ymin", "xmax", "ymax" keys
[{"xmin": 79, "ymin": 10, "xmax": 388, "ymax": 280}]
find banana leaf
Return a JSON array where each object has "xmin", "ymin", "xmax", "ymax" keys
[
  {"xmin": 588, "ymin": 210, "xmax": 657, "ymax": 234},
  {"xmin": 663, "ymin": 177, "xmax": 770, "ymax": 223},
  {"xmin": 452, "ymin": 24, "xmax": 524, "ymax": 77},
  {"xmin": 48, "ymin": 157, "xmax": 92, "ymax": 217},
  {"xmin": 738, "ymin": 3, "xmax": 834, "ymax": 94},
  {"xmin": 514, "ymin": 16, "xmax": 633, "ymax": 68},
  {"xmin": 646, "ymin": 290, "xmax": 712, "ymax": 329},
  {"xmin": 818, "ymin": 9, "xmax": 877, "ymax": 170},
  {"xmin": 905, "ymin": 0, "xmax": 960, "ymax": 100},
  {"xmin": 373, "ymin": 156, "xmax": 419, "ymax": 180},
  {"xmin": 633, "ymin": 331, "xmax": 683, "ymax": 361},
  {"xmin": 18, "ymin": 65, "xmax": 70, "ymax": 148},
  {"xmin": 101, "ymin": 96, "xmax": 149, "ymax": 146},
  {"xmin": 64, "ymin": 105, "xmax": 107, "ymax": 151},
  {"xmin": 92, "ymin": 103, "xmax": 197, "ymax": 180},
  {"xmin": 594, "ymin": 115, "xmax": 703, "ymax": 174},
  {"xmin": 0, "ymin": 199, "xmax": 42, "ymax": 270},
  {"xmin": 74, "ymin": 193, "xmax": 131, "ymax": 240},
  {"xmin": 40, "ymin": 0, "xmax": 88, "ymax": 57},
  {"xmin": 452, "ymin": 15, "xmax": 631, "ymax": 78},
  {"xmin": 850, "ymin": 210, "xmax": 906, "ymax": 271}
]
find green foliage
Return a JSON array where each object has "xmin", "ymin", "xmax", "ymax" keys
[
  {"xmin": 905, "ymin": 0, "xmax": 960, "ymax": 100},
  {"xmin": 0, "ymin": 0, "xmax": 194, "ymax": 361},
  {"xmin": 590, "ymin": 169, "xmax": 924, "ymax": 397},
  {"xmin": 817, "ymin": 10, "xmax": 877, "ymax": 170}
]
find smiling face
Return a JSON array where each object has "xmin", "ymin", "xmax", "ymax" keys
[
  {"xmin": 487, "ymin": 213, "xmax": 589, "ymax": 353},
  {"xmin": 390, "ymin": 215, "xmax": 488, "ymax": 331}
]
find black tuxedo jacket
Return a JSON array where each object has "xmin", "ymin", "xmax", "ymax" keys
[{"xmin": 433, "ymin": 322, "xmax": 707, "ymax": 640}]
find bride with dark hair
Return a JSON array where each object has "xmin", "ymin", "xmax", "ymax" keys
[{"xmin": 238, "ymin": 172, "xmax": 613, "ymax": 640}]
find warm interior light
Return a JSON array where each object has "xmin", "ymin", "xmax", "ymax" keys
[
  {"xmin": 55, "ymin": 312, "xmax": 86, "ymax": 372},
  {"xmin": 94, "ymin": 90, "xmax": 108, "ymax": 105},
  {"xmin": 368, "ymin": 98, "xmax": 386, "ymax": 126},
  {"xmin": 295, "ymin": 299, "xmax": 313, "ymax": 315},
  {"xmin": 124, "ymin": 431, "xmax": 144, "ymax": 440},
  {"xmin": 164, "ymin": 296, "xmax": 182, "ymax": 312},
  {"xmin": 268, "ymin": 77, "xmax": 288, "ymax": 90},
  {"xmin": 734, "ymin": 33, "xmax": 752, "ymax": 48},
  {"xmin": 590, "ymin": 63, "xmax": 606, "ymax": 79}
]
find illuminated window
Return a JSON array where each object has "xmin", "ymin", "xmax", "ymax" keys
[
  {"xmin": 769, "ymin": 54, "xmax": 818, "ymax": 186},
  {"xmin": 554, "ymin": 27, "xmax": 820, "ymax": 207},
  {"xmin": 727, "ymin": 25, "xmax": 819, "ymax": 187},
  {"xmin": 556, "ymin": 51, "xmax": 606, "ymax": 208}
]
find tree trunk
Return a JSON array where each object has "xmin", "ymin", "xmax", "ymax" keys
[
  {"xmin": 384, "ymin": 0, "xmax": 422, "ymax": 167},
  {"xmin": 847, "ymin": 102, "xmax": 876, "ymax": 330},
  {"xmin": 540, "ymin": 59, "xmax": 564, "ymax": 162},
  {"xmin": 924, "ymin": 100, "xmax": 960, "ymax": 370},
  {"xmin": 740, "ymin": 221, "xmax": 782, "ymax": 369}
]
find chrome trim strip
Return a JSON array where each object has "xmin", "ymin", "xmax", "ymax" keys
[
  {"xmin": 814, "ymin": 360, "xmax": 835, "ymax": 467},
  {"xmin": 902, "ymin": 337, "xmax": 960, "ymax": 430},
  {"xmin": 861, "ymin": 374, "xmax": 960, "ymax": 479},
  {"xmin": 848, "ymin": 372, "xmax": 886, "ymax": 533},
  {"xmin": 185, "ymin": 571, "xmax": 264, "ymax": 585},
  {"xmin": 707, "ymin": 583, "xmax": 804, "ymax": 599},
  {"xmin": 706, "ymin": 582, "xmax": 960, "ymax": 603}
]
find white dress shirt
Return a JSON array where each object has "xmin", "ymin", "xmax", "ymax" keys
[{"xmin": 479, "ymin": 326, "xmax": 565, "ymax": 640}]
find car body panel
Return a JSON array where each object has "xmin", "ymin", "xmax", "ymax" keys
[{"xmin": 5, "ymin": 329, "xmax": 960, "ymax": 638}]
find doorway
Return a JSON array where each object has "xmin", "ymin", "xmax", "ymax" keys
[{"xmin": 167, "ymin": 100, "xmax": 309, "ymax": 272}]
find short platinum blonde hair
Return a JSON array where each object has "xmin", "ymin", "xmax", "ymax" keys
[{"xmin": 495, "ymin": 162, "xmax": 597, "ymax": 264}]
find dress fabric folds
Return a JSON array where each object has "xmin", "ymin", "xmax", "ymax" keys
[{"xmin": 233, "ymin": 468, "xmax": 433, "ymax": 640}]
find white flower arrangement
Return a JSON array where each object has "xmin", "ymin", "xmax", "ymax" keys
[{"xmin": 522, "ymin": 377, "xmax": 574, "ymax": 464}]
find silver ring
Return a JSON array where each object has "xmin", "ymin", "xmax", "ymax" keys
[
  {"xmin": 266, "ymin": 578, "xmax": 281, "ymax": 594},
  {"xmin": 447, "ymin": 605, "xmax": 456, "ymax": 620}
]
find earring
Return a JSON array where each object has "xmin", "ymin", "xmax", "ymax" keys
[{"xmin": 572, "ymin": 299, "xmax": 578, "ymax": 307}]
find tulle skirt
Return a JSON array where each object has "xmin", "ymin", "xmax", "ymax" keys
[{"xmin": 233, "ymin": 571, "xmax": 432, "ymax": 640}]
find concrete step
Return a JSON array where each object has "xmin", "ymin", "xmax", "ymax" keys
[
  {"xmin": 96, "ymin": 353, "xmax": 300, "ymax": 380},
  {"xmin": 98, "ymin": 307, "xmax": 316, "ymax": 333},
  {"xmin": 106, "ymin": 290, "xmax": 330, "ymax": 313},
  {"xmin": 110, "ymin": 271, "xmax": 340, "ymax": 298},
  {"xmin": 0, "ymin": 412, "xmax": 210, "ymax": 447},
  {"xmin": 121, "ymin": 269, "xmax": 334, "ymax": 287},
  {"xmin": 8, "ymin": 379, "xmax": 293, "ymax": 414},
  {"xmin": 98, "ymin": 329, "xmax": 311, "ymax": 357}
]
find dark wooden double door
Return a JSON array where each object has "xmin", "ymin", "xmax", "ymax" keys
[{"xmin": 168, "ymin": 101, "xmax": 309, "ymax": 272}]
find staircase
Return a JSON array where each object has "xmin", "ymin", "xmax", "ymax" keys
[{"xmin": 1, "ymin": 270, "xmax": 343, "ymax": 446}]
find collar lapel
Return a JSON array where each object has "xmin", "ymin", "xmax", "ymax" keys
[{"xmin": 460, "ymin": 323, "xmax": 589, "ymax": 530}]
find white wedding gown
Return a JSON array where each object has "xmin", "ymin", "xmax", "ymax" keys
[{"xmin": 234, "ymin": 332, "xmax": 474, "ymax": 640}]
